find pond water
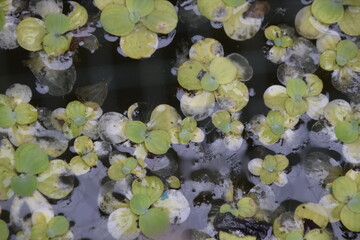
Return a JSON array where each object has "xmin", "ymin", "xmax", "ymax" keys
[{"xmin": 0, "ymin": 0, "xmax": 359, "ymax": 240}]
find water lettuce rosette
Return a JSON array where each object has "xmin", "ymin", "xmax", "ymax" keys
[
  {"xmin": 16, "ymin": 0, "xmax": 88, "ymax": 56},
  {"xmin": 248, "ymin": 154, "xmax": 289, "ymax": 187},
  {"xmin": 177, "ymin": 38, "xmax": 252, "ymax": 120},
  {"xmin": 96, "ymin": 0, "xmax": 178, "ymax": 59},
  {"xmin": 263, "ymin": 75, "xmax": 328, "ymax": 119},
  {"xmin": 264, "ymin": 25, "xmax": 294, "ymax": 64},
  {"xmin": 0, "ymin": 84, "xmax": 38, "ymax": 146},
  {"xmin": 319, "ymin": 169, "xmax": 360, "ymax": 232},
  {"xmin": 211, "ymin": 110, "xmax": 245, "ymax": 150},
  {"xmin": 197, "ymin": 0, "xmax": 267, "ymax": 41},
  {"xmin": 105, "ymin": 176, "xmax": 190, "ymax": 240},
  {"xmin": 323, "ymin": 99, "xmax": 360, "ymax": 164},
  {"xmin": 249, "ymin": 110, "xmax": 299, "ymax": 145},
  {"xmin": 317, "ymin": 33, "xmax": 360, "ymax": 95},
  {"xmin": 0, "ymin": 140, "xmax": 74, "ymax": 200},
  {"xmin": 51, "ymin": 101, "xmax": 102, "ymax": 139}
]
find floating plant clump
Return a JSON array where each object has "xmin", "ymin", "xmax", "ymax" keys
[
  {"xmin": 196, "ymin": 0, "xmax": 269, "ymax": 41},
  {"xmin": 96, "ymin": 0, "xmax": 178, "ymax": 59},
  {"xmin": 3, "ymin": 0, "xmax": 360, "ymax": 239}
]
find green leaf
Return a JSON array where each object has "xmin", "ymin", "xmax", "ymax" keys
[
  {"xmin": 332, "ymin": 176, "xmax": 357, "ymax": 203},
  {"xmin": 264, "ymin": 25, "xmax": 282, "ymax": 41},
  {"xmin": 15, "ymin": 143, "xmax": 49, "ymax": 175},
  {"xmin": 230, "ymin": 120, "xmax": 244, "ymax": 135},
  {"xmin": 14, "ymin": 103, "xmax": 38, "ymax": 125},
  {"xmin": 319, "ymin": 50, "xmax": 338, "ymax": 71},
  {"xmin": 82, "ymin": 152, "xmax": 98, "ymax": 167},
  {"xmin": 11, "ymin": 175, "xmax": 37, "ymax": 197},
  {"xmin": 132, "ymin": 176, "xmax": 164, "ymax": 204},
  {"xmin": 130, "ymin": 193, "xmax": 151, "ymax": 215},
  {"xmin": 108, "ymin": 163, "xmax": 126, "ymax": 180},
  {"xmin": 285, "ymin": 232, "xmax": 303, "ymax": 240},
  {"xmin": 120, "ymin": 23, "xmax": 158, "ymax": 59},
  {"xmin": 122, "ymin": 157, "xmax": 137, "ymax": 174},
  {"xmin": 236, "ymin": 197, "xmax": 257, "ymax": 218},
  {"xmin": 44, "ymin": 13, "xmax": 70, "ymax": 34},
  {"xmin": 335, "ymin": 121, "xmax": 359, "ymax": 143},
  {"xmin": 336, "ymin": 39, "xmax": 358, "ymax": 66},
  {"xmin": 223, "ymin": 0, "xmax": 245, "ymax": 7},
  {"xmin": 148, "ymin": 104, "xmax": 180, "ymax": 131},
  {"xmin": 67, "ymin": 2, "xmax": 88, "ymax": 31},
  {"xmin": 126, "ymin": 0, "xmax": 154, "ymax": 23},
  {"xmin": 179, "ymin": 128, "xmax": 192, "ymax": 143},
  {"xmin": 340, "ymin": 205, "xmax": 360, "ymax": 232},
  {"xmin": 181, "ymin": 117, "xmax": 197, "ymax": 132},
  {"xmin": 66, "ymin": 101, "xmax": 87, "ymax": 127},
  {"xmin": 124, "ymin": 121, "xmax": 147, "ymax": 143},
  {"xmin": 209, "ymin": 57, "xmax": 237, "ymax": 85},
  {"xmin": 16, "ymin": 17, "xmax": 47, "ymax": 51},
  {"xmin": 266, "ymin": 111, "xmax": 285, "ymax": 136},
  {"xmin": 212, "ymin": 110, "xmax": 231, "ymax": 130},
  {"xmin": 167, "ymin": 176, "xmax": 180, "ymax": 189},
  {"xmin": 30, "ymin": 223, "xmax": 48, "ymax": 240},
  {"xmin": 0, "ymin": 105, "xmax": 16, "ymax": 127},
  {"xmin": 144, "ymin": 130, "xmax": 170, "ymax": 155},
  {"xmin": 348, "ymin": 192, "xmax": 360, "ymax": 214},
  {"xmin": 201, "ymin": 73, "xmax": 219, "ymax": 92},
  {"xmin": 46, "ymin": 216, "xmax": 70, "ymax": 238},
  {"xmin": 286, "ymin": 78, "xmax": 307, "ymax": 99},
  {"xmin": 0, "ymin": 219, "xmax": 9, "ymax": 240},
  {"xmin": 311, "ymin": 0, "xmax": 344, "ymax": 24},
  {"xmin": 262, "ymin": 155, "xmax": 277, "ymax": 172},
  {"xmin": 139, "ymin": 208, "xmax": 170, "ymax": 239},
  {"xmin": 43, "ymin": 34, "xmax": 71, "ymax": 57},
  {"xmin": 74, "ymin": 136, "xmax": 93, "ymax": 155},
  {"xmin": 285, "ymin": 98, "xmax": 308, "ymax": 117},
  {"xmin": 0, "ymin": 9, "xmax": 5, "ymax": 31},
  {"xmin": 140, "ymin": 0, "xmax": 178, "ymax": 34},
  {"xmin": 177, "ymin": 60, "xmax": 204, "ymax": 91},
  {"xmin": 100, "ymin": 4, "xmax": 134, "ymax": 36}
]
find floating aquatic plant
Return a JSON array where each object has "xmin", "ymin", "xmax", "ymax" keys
[
  {"xmin": 69, "ymin": 136, "xmax": 99, "ymax": 175},
  {"xmin": 211, "ymin": 110, "xmax": 245, "ymax": 150},
  {"xmin": 51, "ymin": 101, "xmax": 102, "ymax": 139},
  {"xmin": 0, "ymin": 83, "xmax": 38, "ymax": 145},
  {"xmin": 0, "ymin": 139, "xmax": 74, "ymax": 200},
  {"xmin": 197, "ymin": 0, "xmax": 268, "ymax": 41},
  {"xmin": 29, "ymin": 215, "xmax": 71, "ymax": 240},
  {"xmin": 272, "ymin": 211, "xmax": 331, "ymax": 240},
  {"xmin": 108, "ymin": 152, "xmax": 146, "ymax": 180},
  {"xmin": 169, "ymin": 116, "xmax": 205, "ymax": 144},
  {"xmin": 311, "ymin": 0, "xmax": 360, "ymax": 36},
  {"xmin": 220, "ymin": 196, "xmax": 258, "ymax": 219},
  {"xmin": 319, "ymin": 170, "xmax": 360, "ymax": 232},
  {"xmin": 249, "ymin": 110, "xmax": 298, "ymax": 145},
  {"xmin": 178, "ymin": 38, "xmax": 252, "ymax": 120},
  {"xmin": 248, "ymin": 154, "xmax": 289, "ymax": 186},
  {"xmin": 316, "ymin": 33, "xmax": 360, "ymax": 97},
  {"xmin": 263, "ymin": 75, "xmax": 328, "ymax": 119},
  {"xmin": 106, "ymin": 176, "xmax": 190, "ymax": 239},
  {"xmin": 16, "ymin": 0, "xmax": 88, "ymax": 56},
  {"xmin": 96, "ymin": 0, "xmax": 178, "ymax": 59},
  {"xmin": 323, "ymin": 99, "xmax": 360, "ymax": 163},
  {"xmin": 264, "ymin": 25, "xmax": 294, "ymax": 64}
]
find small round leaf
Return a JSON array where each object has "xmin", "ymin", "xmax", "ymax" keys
[
  {"xmin": 332, "ymin": 176, "xmax": 357, "ymax": 203},
  {"xmin": 144, "ymin": 130, "xmax": 170, "ymax": 155},
  {"xmin": 0, "ymin": 219, "xmax": 9, "ymax": 240},
  {"xmin": 286, "ymin": 78, "xmax": 307, "ymax": 99},
  {"xmin": 15, "ymin": 143, "xmax": 49, "ymax": 175},
  {"xmin": 44, "ymin": 13, "xmax": 70, "ymax": 34},
  {"xmin": 132, "ymin": 176, "xmax": 164, "ymax": 204},
  {"xmin": 11, "ymin": 175, "xmax": 37, "ymax": 197},
  {"xmin": 43, "ymin": 34, "xmax": 70, "ymax": 57},
  {"xmin": 130, "ymin": 193, "xmax": 151, "ymax": 215},
  {"xmin": 335, "ymin": 121, "xmax": 359, "ymax": 143},
  {"xmin": 124, "ymin": 121, "xmax": 147, "ymax": 143},
  {"xmin": 0, "ymin": 105, "xmax": 16, "ymax": 127},
  {"xmin": 14, "ymin": 103, "xmax": 38, "ymax": 125},
  {"xmin": 348, "ymin": 192, "xmax": 360, "ymax": 214},
  {"xmin": 139, "ymin": 208, "xmax": 170, "ymax": 239},
  {"xmin": 100, "ymin": 4, "xmax": 134, "ymax": 36},
  {"xmin": 46, "ymin": 216, "xmax": 70, "ymax": 238}
]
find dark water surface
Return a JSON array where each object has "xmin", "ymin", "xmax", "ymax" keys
[{"xmin": 0, "ymin": 0, "xmax": 354, "ymax": 239}]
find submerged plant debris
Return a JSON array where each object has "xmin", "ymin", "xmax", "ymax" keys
[{"xmin": 1, "ymin": 0, "xmax": 360, "ymax": 240}]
